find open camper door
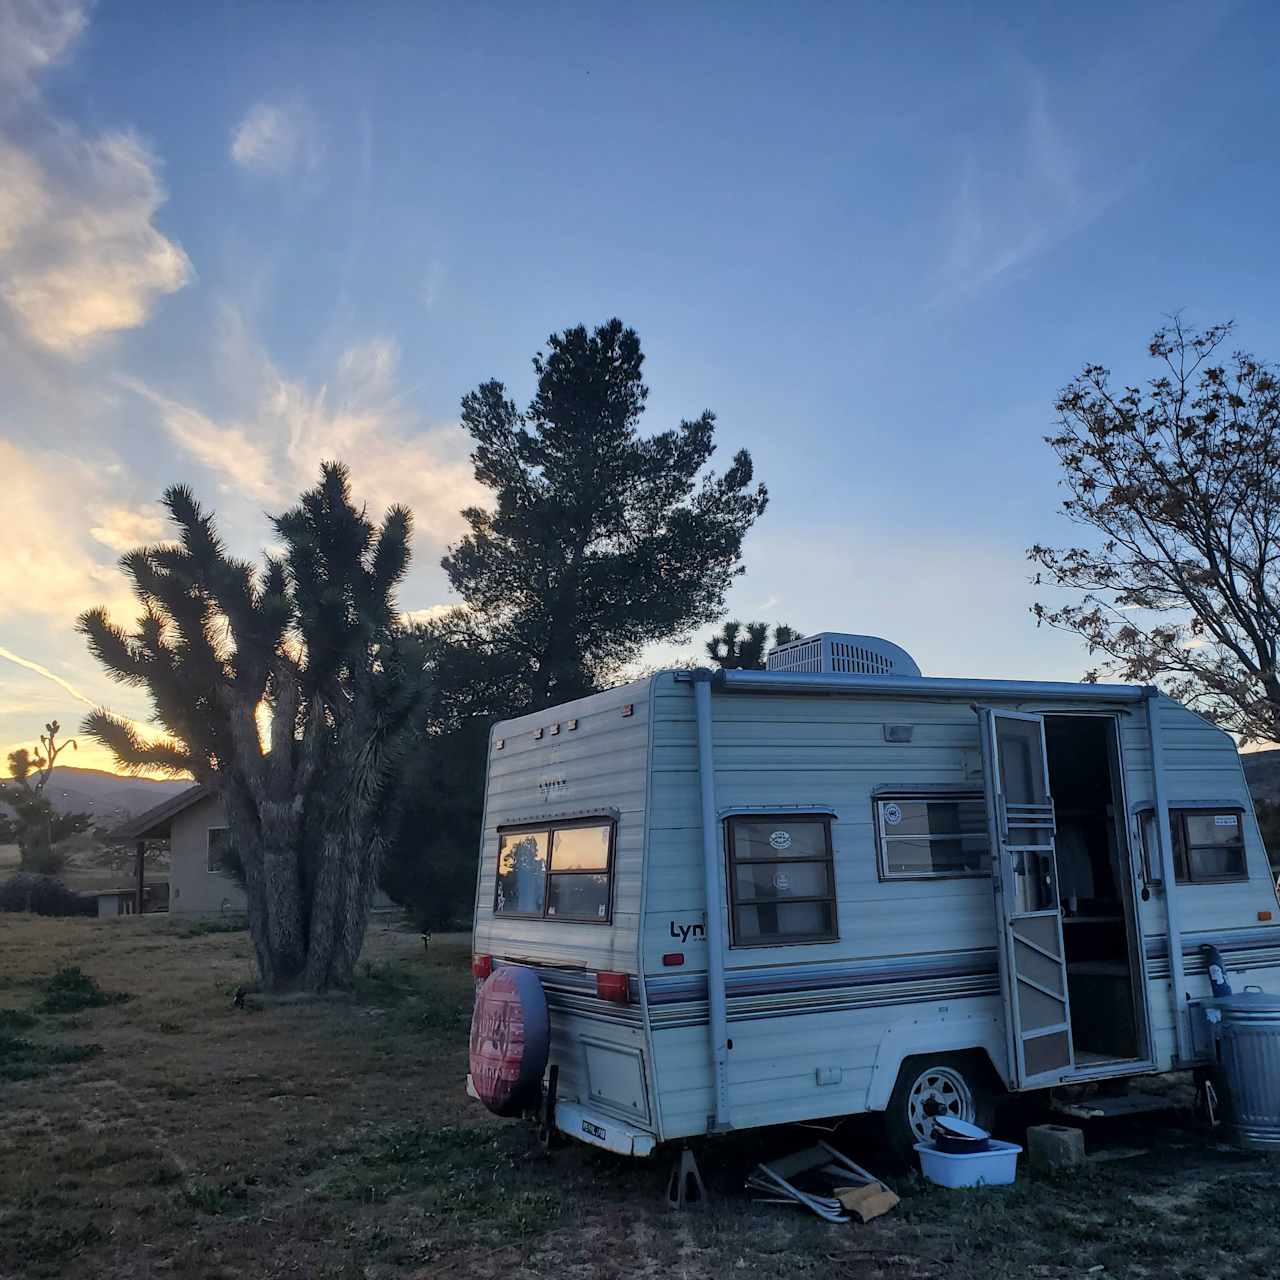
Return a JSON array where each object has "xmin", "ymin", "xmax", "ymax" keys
[{"xmin": 976, "ymin": 707, "xmax": 1075, "ymax": 1088}]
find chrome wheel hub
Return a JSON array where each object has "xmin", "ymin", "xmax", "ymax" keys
[{"xmin": 906, "ymin": 1065, "xmax": 976, "ymax": 1142}]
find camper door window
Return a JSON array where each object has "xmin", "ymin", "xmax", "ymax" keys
[
  {"xmin": 1171, "ymin": 808, "xmax": 1248, "ymax": 883},
  {"xmin": 875, "ymin": 796, "xmax": 991, "ymax": 879},
  {"xmin": 494, "ymin": 819, "xmax": 614, "ymax": 922},
  {"xmin": 725, "ymin": 815, "xmax": 838, "ymax": 946}
]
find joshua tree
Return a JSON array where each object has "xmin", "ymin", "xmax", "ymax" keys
[
  {"xmin": 706, "ymin": 621, "xmax": 799, "ymax": 670},
  {"xmin": 0, "ymin": 722, "xmax": 87, "ymax": 875},
  {"xmin": 79, "ymin": 463, "xmax": 428, "ymax": 990}
]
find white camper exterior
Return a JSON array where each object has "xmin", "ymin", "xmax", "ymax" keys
[{"xmin": 469, "ymin": 643, "xmax": 1280, "ymax": 1156}]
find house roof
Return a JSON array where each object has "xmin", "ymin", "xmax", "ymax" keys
[{"xmin": 114, "ymin": 784, "xmax": 213, "ymax": 842}]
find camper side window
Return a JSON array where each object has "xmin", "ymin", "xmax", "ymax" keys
[
  {"xmin": 1171, "ymin": 808, "xmax": 1248, "ymax": 883},
  {"xmin": 875, "ymin": 796, "xmax": 990, "ymax": 879},
  {"xmin": 725, "ymin": 815, "xmax": 838, "ymax": 946},
  {"xmin": 493, "ymin": 819, "xmax": 613, "ymax": 922}
]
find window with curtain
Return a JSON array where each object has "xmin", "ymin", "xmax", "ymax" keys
[{"xmin": 725, "ymin": 814, "xmax": 837, "ymax": 946}]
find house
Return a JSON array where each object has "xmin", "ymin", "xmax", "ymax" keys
[
  {"xmin": 115, "ymin": 785, "xmax": 398, "ymax": 916},
  {"xmin": 116, "ymin": 786, "xmax": 246, "ymax": 915}
]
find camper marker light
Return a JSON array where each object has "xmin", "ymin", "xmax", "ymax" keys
[
  {"xmin": 1261, "ymin": 911, "xmax": 1274, "ymax": 922},
  {"xmin": 622, "ymin": 703, "xmax": 634, "ymax": 717},
  {"xmin": 596, "ymin": 972, "xmax": 630, "ymax": 1004},
  {"xmin": 472, "ymin": 954, "xmax": 493, "ymax": 980},
  {"xmin": 662, "ymin": 952, "xmax": 685, "ymax": 967},
  {"xmin": 534, "ymin": 727, "xmax": 544, "ymax": 740}
]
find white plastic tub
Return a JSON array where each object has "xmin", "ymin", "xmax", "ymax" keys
[{"xmin": 914, "ymin": 1138, "xmax": 1022, "ymax": 1188}]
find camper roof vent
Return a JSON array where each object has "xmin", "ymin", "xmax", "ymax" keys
[{"xmin": 765, "ymin": 633, "xmax": 922, "ymax": 678}]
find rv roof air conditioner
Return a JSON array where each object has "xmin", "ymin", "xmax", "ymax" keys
[{"xmin": 765, "ymin": 632, "xmax": 922, "ymax": 677}]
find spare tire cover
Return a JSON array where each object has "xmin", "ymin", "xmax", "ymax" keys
[{"xmin": 469, "ymin": 965, "xmax": 549, "ymax": 1116}]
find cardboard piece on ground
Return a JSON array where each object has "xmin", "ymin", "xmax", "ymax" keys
[{"xmin": 834, "ymin": 1182, "xmax": 899, "ymax": 1222}]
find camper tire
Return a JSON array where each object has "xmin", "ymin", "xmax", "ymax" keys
[{"xmin": 884, "ymin": 1053, "xmax": 997, "ymax": 1163}]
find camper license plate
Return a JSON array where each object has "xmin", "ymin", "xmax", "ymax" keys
[{"xmin": 582, "ymin": 1120, "xmax": 607, "ymax": 1141}]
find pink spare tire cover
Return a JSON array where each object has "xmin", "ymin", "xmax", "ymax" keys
[{"xmin": 469, "ymin": 965, "xmax": 549, "ymax": 1117}]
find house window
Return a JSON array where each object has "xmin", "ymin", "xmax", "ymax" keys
[
  {"xmin": 494, "ymin": 819, "xmax": 613, "ymax": 922},
  {"xmin": 875, "ymin": 795, "xmax": 991, "ymax": 879},
  {"xmin": 207, "ymin": 827, "xmax": 233, "ymax": 875},
  {"xmin": 1172, "ymin": 808, "xmax": 1248, "ymax": 883},
  {"xmin": 725, "ymin": 815, "xmax": 838, "ymax": 946}
]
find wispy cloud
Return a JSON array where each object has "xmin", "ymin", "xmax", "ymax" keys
[
  {"xmin": 230, "ymin": 98, "xmax": 322, "ymax": 176},
  {"xmin": 0, "ymin": 5, "xmax": 192, "ymax": 352},
  {"xmin": 0, "ymin": 0, "xmax": 86, "ymax": 103},
  {"xmin": 931, "ymin": 62, "xmax": 1122, "ymax": 307},
  {"xmin": 421, "ymin": 261, "xmax": 445, "ymax": 311},
  {"xmin": 121, "ymin": 315, "xmax": 483, "ymax": 545},
  {"xmin": 402, "ymin": 604, "xmax": 456, "ymax": 627},
  {"xmin": 116, "ymin": 375, "xmax": 280, "ymax": 504},
  {"xmin": 0, "ymin": 439, "xmax": 139, "ymax": 626},
  {"xmin": 88, "ymin": 505, "xmax": 169, "ymax": 554}
]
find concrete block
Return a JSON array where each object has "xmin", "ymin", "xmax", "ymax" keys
[{"xmin": 1027, "ymin": 1123, "xmax": 1087, "ymax": 1173}]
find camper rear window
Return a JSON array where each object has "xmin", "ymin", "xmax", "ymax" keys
[
  {"xmin": 875, "ymin": 796, "xmax": 991, "ymax": 879},
  {"xmin": 493, "ymin": 819, "xmax": 613, "ymax": 922},
  {"xmin": 1171, "ymin": 808, "xmax": 1248, "ymax": 883},
  {"xmin": 725, "ymin": 815, "xmax": 838, "ymax": 946}
]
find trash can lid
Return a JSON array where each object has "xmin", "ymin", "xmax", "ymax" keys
[{"xmin": 1207, "ymin": 989, "xmax": 1280, "ymax": 1013}]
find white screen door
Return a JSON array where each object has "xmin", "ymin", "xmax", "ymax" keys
[{"xmin": 976, "ymin": 707, "xmax": 1075, "ymax": 1087}]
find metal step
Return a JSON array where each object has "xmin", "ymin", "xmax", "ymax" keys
[{"xmin": 1050, "ymin": 1091, "xmax": 1176, "ymax": 1120}]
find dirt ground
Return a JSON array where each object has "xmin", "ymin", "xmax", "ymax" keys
[{"xmin": 1, "ymin": 915, "xmax": 1277, "ymax": 1280}]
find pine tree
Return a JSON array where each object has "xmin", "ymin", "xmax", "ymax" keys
[
  {"xmin": 78, "ymin": 463, "xmax": 427, "ymax": 990},
  {"xmin": 443, "ymin": 318, "xmax": 769, "ymax": 709}
]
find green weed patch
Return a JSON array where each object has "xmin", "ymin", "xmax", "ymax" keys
[
  {"xmin": 38, "ymin": 967, "xmax": 131, "ymax": 1015},
  {"xmin": 0, "ymin": 1031, "xmax": 101, "ymax": 1082}
]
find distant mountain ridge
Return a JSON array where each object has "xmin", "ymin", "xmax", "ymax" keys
[
  {"xmin": 1242, "ymin": 749, "xmax": 1280, "ymax": 805},
  {"xmin": 1, "ymin": 766, "xmax": 191, "ymax": 826}
]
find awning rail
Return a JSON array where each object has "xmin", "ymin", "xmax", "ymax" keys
[{"xmin": 676, "ymin": 669, "xmax": 1149, "ymax": 703}]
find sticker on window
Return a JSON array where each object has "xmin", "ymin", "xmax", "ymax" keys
[
  {"xmin": 883, "ymin": 803, "xmax": 903, "ymax": 826},
  {"xmin": 769, "ymin": 830, "xmax": 793, "ymax": 850},
  {"xmin": 597, "ymin": 903, "xmax": 607, "ymax": 918},
  {"xmin": 772, "ymin": 870, "xmax": 792, "ymax": 892},
  {"xmin": 1215, "ymin": 815, "xmax": 1239, "ymax": 827}
]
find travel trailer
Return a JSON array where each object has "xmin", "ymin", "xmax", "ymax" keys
[{"xmin": 466, "ymin": 633, "xmax": 1280, "ymax": 1157}]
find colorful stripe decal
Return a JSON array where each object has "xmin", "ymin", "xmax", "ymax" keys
[
  {"xmin": 489, "ymin": 927, "xmax": 1280, "ymax": 1032},
  {"xmin": 643, "ymin": 929, "xmax": 1280, "ymax": 1027}
]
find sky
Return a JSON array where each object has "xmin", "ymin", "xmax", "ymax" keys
[{"xmin": 2, "ymin": 0, "xmax": 1278, "ymax": 774}]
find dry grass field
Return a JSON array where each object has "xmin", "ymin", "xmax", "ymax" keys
[{"xmin": 1, "ymin": 914, "xmax": 1278, "ymax": 1280}]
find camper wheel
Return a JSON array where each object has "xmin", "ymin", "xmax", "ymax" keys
[{"xmin": 884, "ymin": 1054, "xmax": 996, "ymax": 1161}]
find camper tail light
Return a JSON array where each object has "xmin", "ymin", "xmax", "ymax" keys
[
  {"xmin": 472, "ymin": 954, "xmax": 493, "ymax": 980},
  {"xmin": 596, "ymin": 972, "xmax": 630, "ymax": 1004}
]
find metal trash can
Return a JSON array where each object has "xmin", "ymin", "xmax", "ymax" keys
[{"xmin": 1201, "ymin": 991, "xmax": 1280, "ymax": 1151}]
